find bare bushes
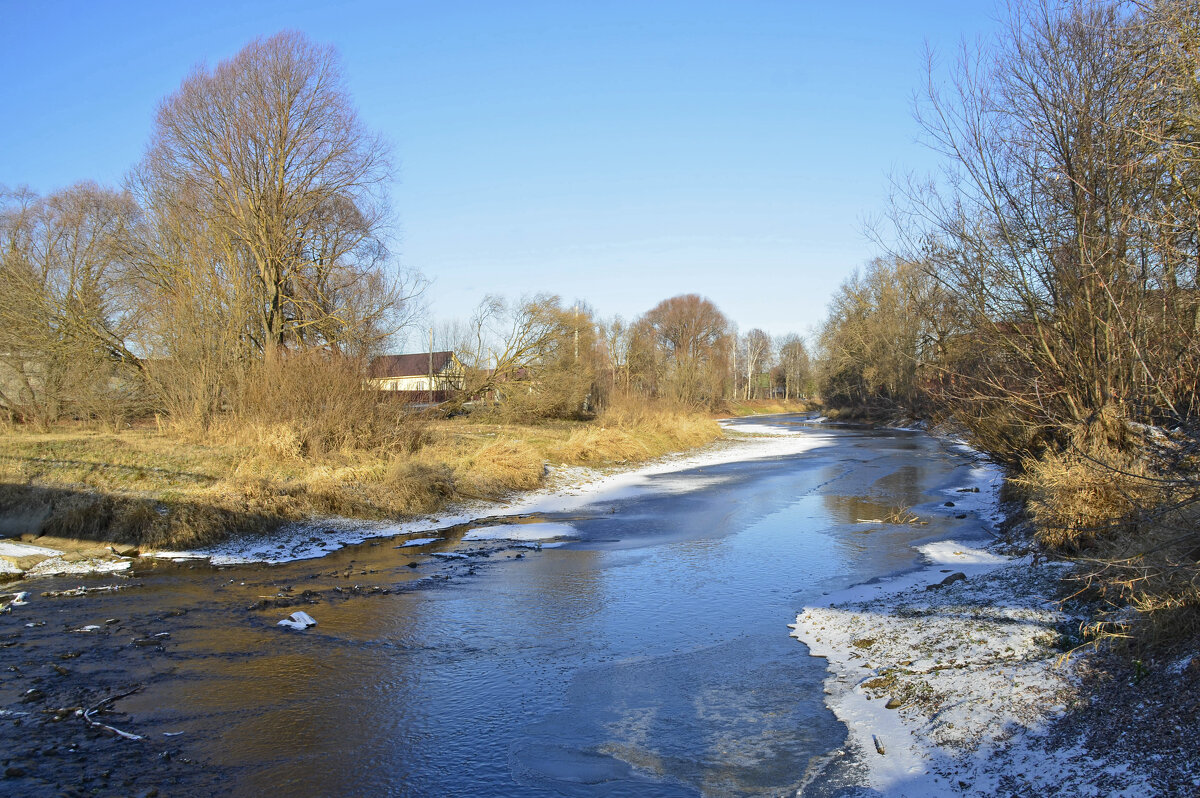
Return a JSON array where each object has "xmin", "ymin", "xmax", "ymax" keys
[{"xmin": 195, "ymin": 353, "xmax": 428, "ymax": 460}]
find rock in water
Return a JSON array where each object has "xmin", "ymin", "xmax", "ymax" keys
[{"xmin": 277, "ymin": 611, "xmax": 317, "ymax": 630}]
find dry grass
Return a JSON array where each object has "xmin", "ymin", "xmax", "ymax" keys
[
  {"xmin": 1011, "ymin": 407, "xmax": 1200, "ymax": 651},
  {"xmin": 380, "ymin": 461, "xmax": 457, "ymax": 514},
  {"xmin": 551, "ymin": 400, "xmax": 721, "ymax": 464},
  {"xmin": 552, "ymin": 426, "xmax": 651, "ymax": 463},
  {"xmin": 1064, "ymin": 484, "xmax": 1200, "ymax": 652},
  {"xmin": 726, "ymin": 398, "xmax": 817, "ymax": 417},
  {"xmin": 0, "ymin": 396, "xmax": 724, "ymax": 549},
  {"xmin": 453, "ymin": 438, "xmax": 545, "ymax": 498},
  {"xmin": 1015, "ymin": 407, "xmax": 1161, "ymax": 550}
]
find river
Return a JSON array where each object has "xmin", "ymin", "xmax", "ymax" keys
[{"xmin": 0, "ymin": 415, "xmax": 1000, "ymax": 797}]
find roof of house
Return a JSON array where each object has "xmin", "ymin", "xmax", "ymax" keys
[{"xmin": 368, "ymin": 351, "xmax": 455, "ymax": 379}]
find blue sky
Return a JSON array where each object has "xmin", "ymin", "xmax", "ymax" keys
[{"xmin": 0, "ymin": 1, "xmax": 1000, "ymax": 341}]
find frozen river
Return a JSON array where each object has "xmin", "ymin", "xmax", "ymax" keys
[{"xmin": 0, "ymin": 415, "xmax": 1000, "ymax": 796}]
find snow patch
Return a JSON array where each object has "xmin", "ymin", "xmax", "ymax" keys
[
  {"xmin": 277, "ymin": 611, "xmax": 317, "ymax": 630},
  {"xmin": 0, "ymin": 540, "xmax": 62, "ymax": 558},
  {"xmin": 140, "ymin": 550, "xmax": 208, "ymax": 560},
  {"xmin": 395, "ymin": 537, "xmax": 442, "ymax": 548},
  {"xmin": 1168, "ymin": 654, "xmax": 1194, "ymax": 675},
  {"xmin": 25, "ymin": 557, "xmax": 132, "ymax": 577},
  {"xmin": 793, "ymin": 546, "xmax": 1151, "ymax": 795},
  {"xmin": 462, "ymin": 523, "xmax": 576, "ymax": 542},
  {"xmin": 919, "ymin": 540, "xmax": 1010, "ymax": 565}
]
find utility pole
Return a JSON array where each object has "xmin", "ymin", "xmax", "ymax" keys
[{"xmin": 428, "ymin": 326, "xmax": 434, "ymax": 404}]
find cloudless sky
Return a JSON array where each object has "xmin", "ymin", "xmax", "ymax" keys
[{"xmin": 0, "ymin": 1, "xmax": 1001, "ymax": 343}]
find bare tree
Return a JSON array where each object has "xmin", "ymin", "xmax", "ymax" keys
[
  {"xmin": 817, "ymin": 257, "xmax": 933, "ymax": 413},
  {"xmin": 777, "ymin": 334, "xmax": 811, "ymax": 400},
  {"xmin": 134, "ymin": 31, "xmax": 418, "ymax": 362},
  {"xmin": 640, "ymin": 294, "xmax": 731, "ymax": 406},
  {"xmin": 887, "ymin": 0, "xmax": 1198, "ymax": 443},
  {"xmin": 742, "ymin": 328, "xmax": 772, "ymax": 400},
  {"xmin": 602, "ymin": 316, "xmax": 631, "ymax": 395},
  {"xmin": 0, "ymin": 183, "xmax": 142, "ymax": 426},
  {"xmin": 446, "ymin": 294, "xmax": 589, "ymax": 417}
]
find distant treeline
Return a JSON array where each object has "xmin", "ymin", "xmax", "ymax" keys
[{"xmin": 0, "ymin": 33, "xmax": 812, "ymax": 435}]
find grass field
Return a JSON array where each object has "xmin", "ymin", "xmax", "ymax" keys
[{"xmin": 0, "ymin": 405, "xmax": 724, "ymax": 549}]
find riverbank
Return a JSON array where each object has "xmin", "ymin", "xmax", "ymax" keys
[
  {"xmin": 792, "ymin": 523, "xmax": 1200, "ymax": 795},
  {"xmin": 0, "ymin": 406, "xmax": 724, "ymax": 570},
  {"xmin": 159, "ymin": 415, "xmax": 835, "ymax": 565}
]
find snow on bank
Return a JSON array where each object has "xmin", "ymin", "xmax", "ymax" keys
[
  {"xmin": 149, "ymin": 417, "xmax": 835, "ymax": 566},
  {"xmin": 792, "ymin": 543, "xmax": 1152, "ymax": 796},
  {"xmin": 0, "ymin": 539, "xmax": 133, "ymax": 580},
  {"xmin": 0, "ymin": 541, "xmax": 61, "ymax": 558},
  {"xmin": 25, "ymin": 557, "xmax": 131, "ymax": 577}
]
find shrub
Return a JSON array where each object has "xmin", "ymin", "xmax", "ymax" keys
[
  {"xmin": 209, "ymin": 352, "xmax": 430, "ymax": 459},
  {"xmin": 456, "ymin": 438, "xmax": 544, "ymax": 497},
  {"xmin": 1015, "ymin": 406, "xmax": 1161, "ymax": 550},
  {"xmin": 383, "ymin": 461, "xmax": 456, "ymax": 513}
]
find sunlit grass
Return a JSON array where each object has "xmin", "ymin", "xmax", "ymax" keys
[{"xmin": 0, "ymin": 406, "xmax": 724, "ymax": 548}]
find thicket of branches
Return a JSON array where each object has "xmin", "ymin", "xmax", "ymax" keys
[
  {"xmin": 817, "ymin": 0, "xmax": 1200, "ymax": 645},
  {"xmin": 440, "ymin": 291, "xmax": 813, "ymax": 420}
]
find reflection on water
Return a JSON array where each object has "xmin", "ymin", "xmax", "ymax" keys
[{"xmin": 5, "ymin": 418, "xmax": 992, "ymax": 796}]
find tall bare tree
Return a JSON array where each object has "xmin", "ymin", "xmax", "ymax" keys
[
  {"xmin": 777, "ymin": 334, "xmax": 811, "ymax": 400},
  {"xmin": 134, "ymin": 31, "xmax": 416, "ymax": 362},
  {"xmin": 445, "ymin": 295, "xmax": 591, "ymax": 417},
  {"xmin": 818, "ymin": 257, "xmax": 933, "ymax": 413},
  {"xmin": 877, "ymin": 0, "xmax": 1200, "ymax": 453},
  {"xmin": 742, "ymin": 328, "xmax": 772, "ymax": 400}
]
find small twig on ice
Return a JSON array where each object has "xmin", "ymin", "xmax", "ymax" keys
[{"xmin": 77, "ymin": 687, "xmax": 144, "ymax": 741}]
